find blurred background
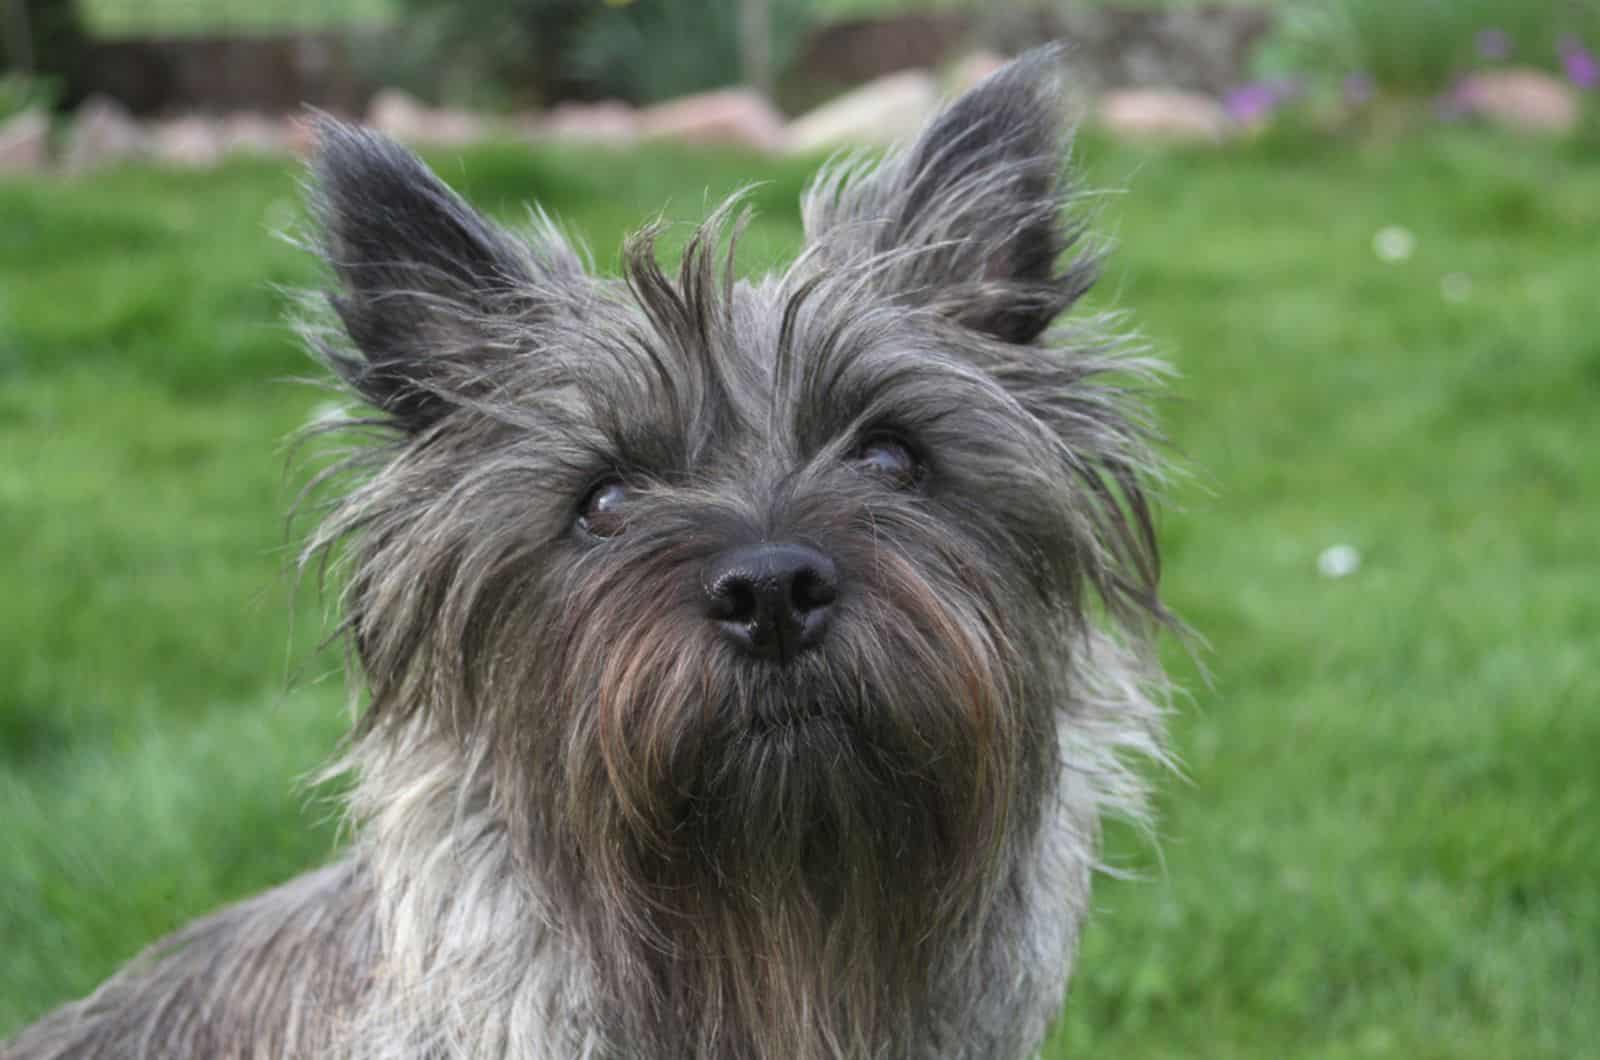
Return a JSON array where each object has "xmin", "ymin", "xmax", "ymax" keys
[{"xmin": 2, "ymin": 1, "xmax": 1596, "ymax": 1057}]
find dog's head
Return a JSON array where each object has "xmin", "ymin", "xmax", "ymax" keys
[{"xmin": 304, "ymin": 48, "xmax": 1166, "ymax": 1052}]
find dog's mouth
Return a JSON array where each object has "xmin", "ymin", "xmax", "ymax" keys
[
  {"xmin": 745, "ymin": 705, "xmax": 847, "ymax": 738},
  {"xmin": 731, "ymin": 650, "xmax": 862, "ymax": 737}
]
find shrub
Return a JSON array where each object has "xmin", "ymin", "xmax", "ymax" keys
[
  {"xmin": 1257, "ymin": 0, "xmax": 1600, "ymax": 95},
  {"xmin": 568, "ymin": 0, "xmax": 813, "ymax": 105},
  {"xmin": 389, "ymin": 0, "xmax": 591, "ymax": 108},
  {"xmin": 1, "ymin": 0, "xmax": 89, "ymax": 108},
  {"xmin": 391, "ymin": 0, "xmax": 813, "ymax": 107},
  {"xmin": 0, "ymin": 73, "xmax": 59, "ymax": 120}
]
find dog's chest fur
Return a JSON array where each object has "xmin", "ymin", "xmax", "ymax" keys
[{"xmin": 336, "ymin": 703, "xmax": 1135, "ymax": 1060}]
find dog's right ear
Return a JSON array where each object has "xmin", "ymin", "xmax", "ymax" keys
[{"xmin": 310, "ymin": 119, "xmax": 581, "ymax": 434}]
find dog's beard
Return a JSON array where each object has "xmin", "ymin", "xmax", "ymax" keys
[{"xmin": 485, "ymin": 543, "xmax": 1060, "ymax": 1057}]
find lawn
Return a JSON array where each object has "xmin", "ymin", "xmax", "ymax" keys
[
  {"xmin": 1, "ymin": 129, "xmax": 1597, "ymax": 1058},
  {"xmin": 75, "ymin": 0, "xmax": 1279, "ymax": 35},
  {"xmin": 79, "ymin": 0, "xmax": 397, "ymax": 34}
]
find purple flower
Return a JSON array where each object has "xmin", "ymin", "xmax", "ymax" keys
[
  {"xmin": 1476, "ymin": 28, "xmax": 1511, "ymax": 61},
  {"xmin": 1343, "ymin": 72, "xmax": 1375, "ymax": 105},
  {"xmin": 1223, "ymin": 79, "xmax": 1302, "ymax": 125},
  {"xmin": 1224, "ymin": 82, "xmax": 1279, "ymax": 124},
  {"xmin": 1559, "ymin": 36, "xmax": 1598, "ymax": 90}
]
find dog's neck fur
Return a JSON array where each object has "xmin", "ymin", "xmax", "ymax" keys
[{"xmin": 333, "ymin": 629, "xmax": 1157, "ymax": 1060}]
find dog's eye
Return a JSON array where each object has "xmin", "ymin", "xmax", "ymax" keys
[
  {"xmin": 853, "ymin": 435, "xmax": 921, "ymax": 488},
  {"xmin": 577, "ymin": 479, "xmax": 628, "ymax": 538}
]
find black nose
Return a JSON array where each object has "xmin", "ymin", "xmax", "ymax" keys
[{"xmin": 704, "ymin": 543, "xmax": 839, "ymax": 663}]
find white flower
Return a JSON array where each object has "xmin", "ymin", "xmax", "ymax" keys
[
  {"xmin": 1373, "ymin": 225, "xmax": 1415, "ymax": 264},
  {"xmin": 1317, "ymin": 544, "xmax": 1361, "ymax": 579}
]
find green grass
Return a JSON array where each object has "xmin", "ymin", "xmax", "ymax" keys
[
  {"xmin": 76, "ymin": 0, "xmax": 1282, "ymax": 36},
  {"xmin": 2, "ymin": 131, "xmax": 1597, "ymax": 1057},
  {"xmin": 813, "ymin": 0, "xmax": 1281, "ymax": 12},
  {"xmin": 80, "ymin": 0, "xmax": 396, "ymax": 35},
  {"xmin": 70, "ymin": 0, "xmax": 1090, "ymax": 36},
  {"xmin": 79, "ymin": 0, "xmax": 919, "ymax": 38}
]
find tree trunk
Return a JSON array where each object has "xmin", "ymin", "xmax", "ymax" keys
[{"xmin": 739, "ymin": 0, "xmax": 772, "ymax": 100}]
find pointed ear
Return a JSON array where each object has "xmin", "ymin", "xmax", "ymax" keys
[
  {"xmin": 309, "ymin": 119, "xmax": 580, "ymax": 433},
  {"xmin": 802, "ymin": 47, "xmax": 1093, "ymax": 345}
]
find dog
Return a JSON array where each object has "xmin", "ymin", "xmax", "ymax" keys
[{"xmin": 3, "ymin": 48, "xmax": 1170, "ymax": 1060}]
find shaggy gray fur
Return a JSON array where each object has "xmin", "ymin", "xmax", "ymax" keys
[{"xmin": 3, "ymin": 48, "xmax": 1170, "ymax": 1060}]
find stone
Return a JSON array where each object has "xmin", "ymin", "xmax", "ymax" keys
[
  {"xmin": 222, "ymin": 112, "xmax": 293, "ymax": 156},
  {"xmin": 1453, "ymin": 69, "xmax": 1580, "ymax": 135},
  {"xmin": 538, "ymin": 100, "xmax": 640, "ymax": 146},
  {"xmin": 982, "ymin": 5, "xmax": 1273, "ymax": 97},
  {"xmin": 1098, "ymin": 89, "xmax": 1228, "ymax": 144},
  {"xmin": 368, "ymin": 88, "xmax": 428, "ymax": 141},
  {"xmin": 945, "ymin": 50, "xmax": 1009, "ymax": 96},
  {"xmin": 639, "ymin": 89, "xmax": 787, "ymax": 152},
  {"xmin": 0, "ymin": 109, "xmax": 49, "ymax": 173},
  {"xmin": 63, "ymin": 95, "xmax": 146, "ymax": 172},
  {"xmin": 418, "ymin": 107, "xmax": 488, "ymax": 147},
  {"xmin": 151, "ymin": 115, "xmax": 224, "ymax": 168},
  {"xmin": 785, "ymin": 70, "xmax": 941, "ymax": 154},
  {"xmin": 284, "ymin": 113, "xmax": 319, "ymax": 158},
  {"xmin": 368, "ymin": 88, "xmax": 487, "ymax": 147}
]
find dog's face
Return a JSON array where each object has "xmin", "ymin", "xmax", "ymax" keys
[{"xmin": 305, "ymin": 53, "xmax": 1162, "ymax": 1045}]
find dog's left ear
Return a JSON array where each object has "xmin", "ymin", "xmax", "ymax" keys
[{"xmin": 802, "ymin": 46, "xmax": 1091, "ymax": 345}]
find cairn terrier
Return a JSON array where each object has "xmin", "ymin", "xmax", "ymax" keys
[{"xmin": 5, "ymin": 48, "xmax": 1170, "ymax": 1060}]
